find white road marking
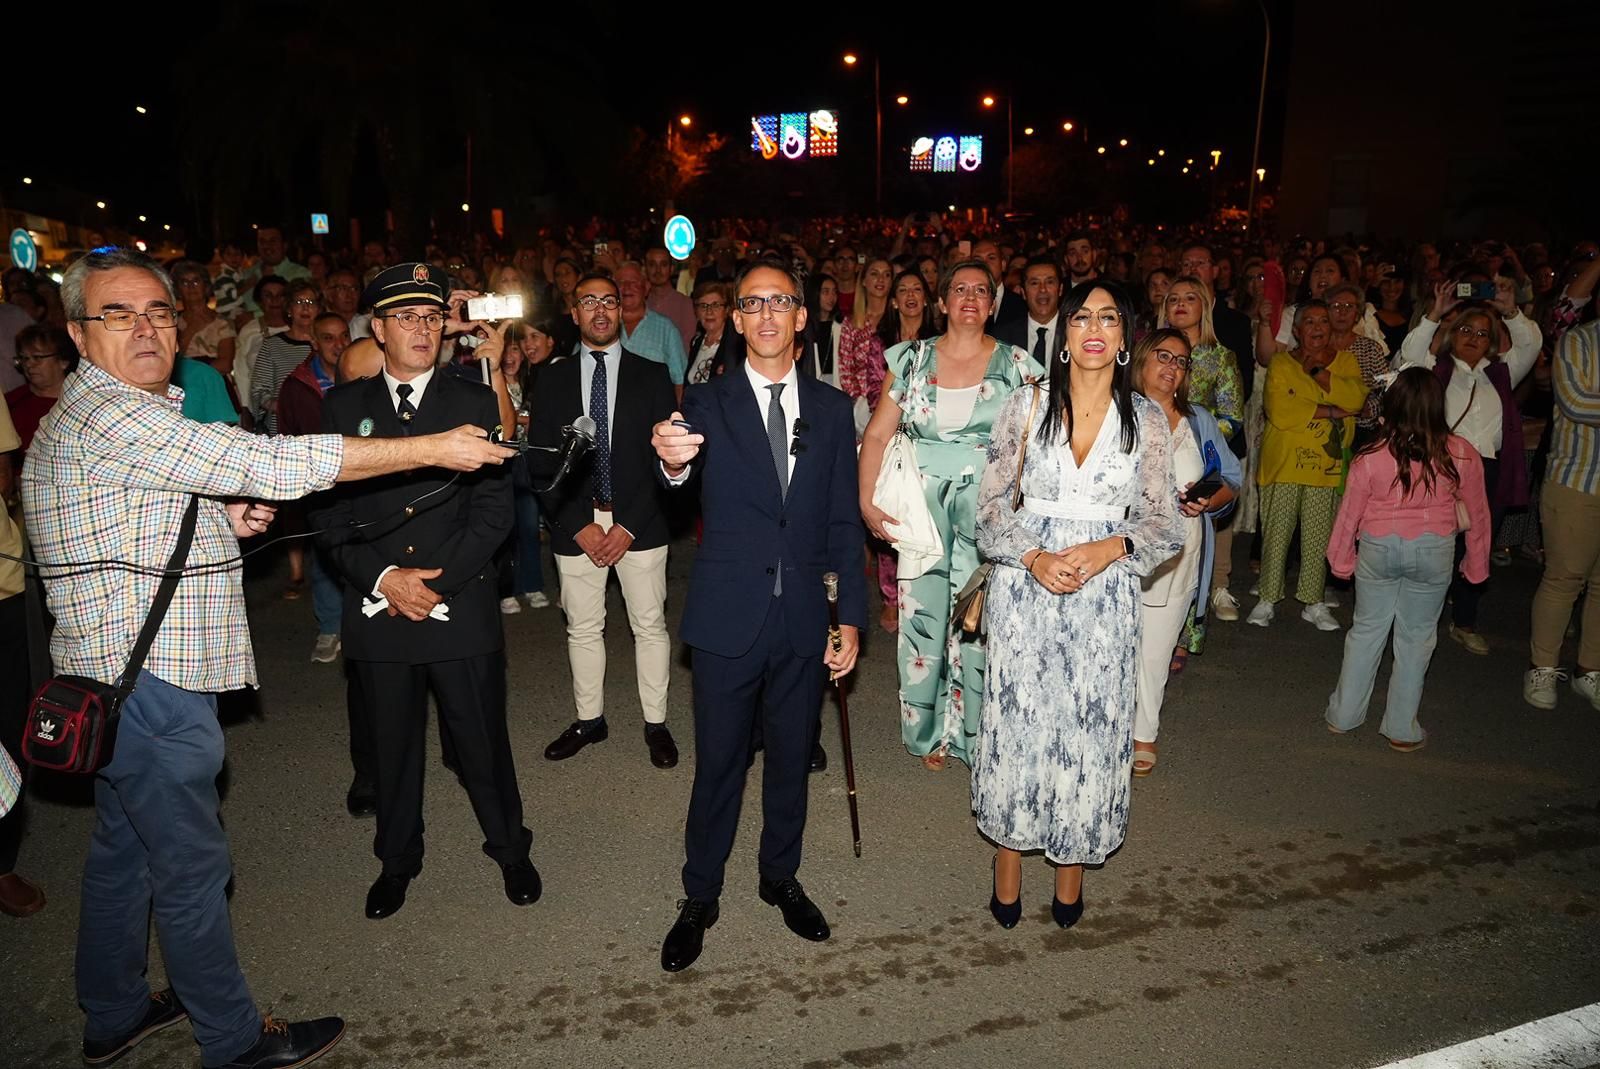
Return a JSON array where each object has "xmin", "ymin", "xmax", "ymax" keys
[{"xmin": 1372, "ymin": 1001, "xmax": 1600, "ymax": 1068}]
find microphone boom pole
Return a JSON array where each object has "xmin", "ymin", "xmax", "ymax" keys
[{"xmin": 822, "ymin": 572, "xmax": 862, "ymax": 858}]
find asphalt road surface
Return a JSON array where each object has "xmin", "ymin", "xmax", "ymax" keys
[{"xmin": 4, "ymin": 540, "xmax": 1597, "ymax": 1069}]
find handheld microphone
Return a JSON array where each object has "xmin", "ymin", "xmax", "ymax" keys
[{"xmin": 538, "ymin": 415, "xmax": 597, "ymax": 492}]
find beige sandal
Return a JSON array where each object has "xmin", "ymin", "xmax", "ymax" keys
[{"xmin": 1132, "ymin": 746, "xmax": 1157, "ymax": 777}]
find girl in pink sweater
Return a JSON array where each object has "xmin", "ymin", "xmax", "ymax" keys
[{"xmin": 1324, "ymin": 368, "xmax": 1490, "ymax": 751}]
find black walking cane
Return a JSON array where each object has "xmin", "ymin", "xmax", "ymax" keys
[{"xmin": 822, "ymin": 572, "xmax": 863, "ymax": 858}]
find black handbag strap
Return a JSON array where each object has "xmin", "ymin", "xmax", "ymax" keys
[{"xmin": 112, "ymin": 496, "xmax": 199, "ymax": 704}]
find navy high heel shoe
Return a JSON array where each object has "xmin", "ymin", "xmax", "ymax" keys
[
  {"xmin": 989, "ymin": 859, "xmax": 1021, "ymax": 929},
  {"xmin": 1051, "ymin": 885, "xmax": 1084, "ymax": 929}
]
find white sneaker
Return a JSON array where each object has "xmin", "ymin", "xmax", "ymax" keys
[
  {"xmin": 1321, "ymin": 589, "xmax": 1340, "ymax": 608},
  {"xmin": 310, "ymin": 634, "xmax": 341, "ymax": 663},
  {"xmin": 1210, "ymin": 588, "xmax": 1240, "ymax": 622},
  {"xmin": 524, "ymin": 591, "xmax": 551, "ymax": 609},
  {"xmin": 1246, "ymin": 600, "xmax": 1275, "ymax": 627},
  {"xmin": 1524, "ymin": 667, "xmax": 1568, "ymax": 710},
  {"xmin": 499, "ymin": 596, "xmax": 522, "ymax": 615},
  {"xmin": 1573, "ymin": 670, "xmax": 1600, "ymax": 709},
  {"xmin": 1301, "ymin": 602, "xmax": 1340, "ymax": 631}
]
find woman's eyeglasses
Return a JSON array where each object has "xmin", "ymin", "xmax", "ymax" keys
[{"xmin": 1150, "ymin": 349, "xmax": 1192, "ymax": 370}]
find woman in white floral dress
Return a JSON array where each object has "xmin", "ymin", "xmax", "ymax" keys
[
  {"xmin": 859, "ymin": 260, "xmax": 1044, "ymax": 771},
  {"xmin": 972, "ymin": 281, "xmax": 1183, "ymax": 930}
]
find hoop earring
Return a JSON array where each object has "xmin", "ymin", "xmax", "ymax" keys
[
  {"xmin": 1115, "ymin": 348, "xmax": 1130, "ymax": 367},
  {"xmin": 1058, "ymin": 348, "xmax": 1071, "ymax": 365}
]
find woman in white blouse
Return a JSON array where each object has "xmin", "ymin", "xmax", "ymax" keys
[{"xmin": 1391, "ymin": 277, "xmax": 1541, "ymax": 655}]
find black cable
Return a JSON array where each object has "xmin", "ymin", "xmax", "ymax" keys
[{"xmin": 0, "ymin": 471, "xmax": 463, "ymax": 580}]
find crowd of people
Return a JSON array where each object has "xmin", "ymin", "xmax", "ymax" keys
[{"xmin": 0, "ymin": 209, "xmax": 1597, "ymax": 1068}]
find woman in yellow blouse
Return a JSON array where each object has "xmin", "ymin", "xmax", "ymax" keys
[{"xmin": 1247, "ymin": 299, "xmax": 1369, "ymax": 631}]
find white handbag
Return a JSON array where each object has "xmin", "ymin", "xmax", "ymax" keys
[{"xmin": 872, "ymin": 342, "xmax": 944, "ymax": 580}]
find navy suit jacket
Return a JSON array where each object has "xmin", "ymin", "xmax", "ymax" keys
[{"xmin": 669, "ymin": 367, "xmax": 867, "ymax": 659}]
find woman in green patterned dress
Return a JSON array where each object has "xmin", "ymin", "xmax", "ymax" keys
[
  {"xmin": 1158, "ymin": 276, "xmax": 1244, "ymax": 662},
  {"xmin": 858, "ymin": 260, "xmax": 1045, "ymax": 770}
]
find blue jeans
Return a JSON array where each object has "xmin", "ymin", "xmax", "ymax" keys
[
  {"xmin": 76, "ymin": 671, "xmax": 260, "ymax": 1064},
  {"xmin": 512, "ymin": 484, "xmax": 544, "ymax": 596},
  {"xmin": 1325, "ymin": 533, "xmax": 1454, "ymax": 744},
  {"xmin": 308, "ymin": 546, "xmax": 342, "ymax": 636}
]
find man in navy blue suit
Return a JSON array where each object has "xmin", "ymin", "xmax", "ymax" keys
[{"xmin": 651, "ymin": 257, "xmax": 866, "ymax": 973}]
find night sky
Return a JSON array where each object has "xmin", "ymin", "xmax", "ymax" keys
[{"xmin": 10, "ymin": 3, "xmax": 1291, "ymax": 236}]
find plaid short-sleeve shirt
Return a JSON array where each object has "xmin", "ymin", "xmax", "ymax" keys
[{"xmin": 21, "ymin": 361, "xmax": 343, "ymax": 691}]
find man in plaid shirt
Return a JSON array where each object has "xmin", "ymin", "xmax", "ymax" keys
[{"xmin": 21, "ymin": 248, "xmax": 514, "ymax": 1069}]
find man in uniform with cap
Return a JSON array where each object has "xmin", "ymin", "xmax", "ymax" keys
[{"xmin": 311, "ymin": 263, "xmax": 539, "ymax": 919}]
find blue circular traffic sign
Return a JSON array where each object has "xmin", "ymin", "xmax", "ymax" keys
[
  {"xmin": 9, "ymin": 229, "xmax": 37, "ymax": 273},
  {"xmin": 663, "ymin": 215, "xmax": 695, "ymax": 261}
]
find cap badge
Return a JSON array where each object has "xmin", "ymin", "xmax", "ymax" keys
[{"xmin": 412, "ymin": 264, "xmax": 429, "ymax": 284}]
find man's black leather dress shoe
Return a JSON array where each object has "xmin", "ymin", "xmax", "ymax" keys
[
  {"xmin": 645, "ymin": 724, "xmax": 679, "ymax": 768},
  {"xmin": 660, "ymin": 897, "xmax": 719, "ymax": 972},
  {"xmin": 83, "ymin": 988, "xmax": 188, "ymax": 1065},
  {"xmin": 502, "ymin": 860, "xmax": 542, "ymax": 905},
  {"xmin": 364, "ymin": 873, "xmax": 412, "ymax": 920},
  {"xmin": 344, "ymin": 779, "xmax": 376, "ymax": 818},
  {"xmin": 809, "ymin": 742, "xmax": 827, "ymax": 773},
  {"xmin": 544, "ymin": 718, "xmax": 608, "ymax": 760},
  {"xmin": 202, "ymin": 1015, "xmax": 345, "ymax": 1069},
  {"xmin": 758, "ymin": 877, "xmax": 830, "ymax": 941}
]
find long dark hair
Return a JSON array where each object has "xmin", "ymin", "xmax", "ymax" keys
[
  {"xmin": 1040, "ymin": 280, "xmax": 1139, "ymax": 453},
  {"xmin": 1295, "ymin": 253, "xmax": 1344, "ymax": 304},
  {"xmin": 1359, "ymin": 367, "xmax": 1461, "ymax": 498},
  {"xmin": 876, "ymin": 270, "xmax": 935, "ymax": 347}
]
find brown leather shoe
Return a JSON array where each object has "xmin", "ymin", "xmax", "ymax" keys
[{"xmin": 0, "ymin": 872, "xmax": 46, "ymax": 917}]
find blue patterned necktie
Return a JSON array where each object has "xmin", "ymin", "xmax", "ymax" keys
[{"xmin": 590, "ymin": 351, "xmax": 613, "ymax": 503}]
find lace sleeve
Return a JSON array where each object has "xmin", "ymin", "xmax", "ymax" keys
[
  {"xmin": 1116, "ymin": 398, "xmax": 1184, "ymax": 578},
  {"xmin": 976, "ymin": 386, "xmax": 1042, "ymax": 568}
]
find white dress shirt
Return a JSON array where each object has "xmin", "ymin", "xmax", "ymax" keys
[
  {"xmin": 578, "ymin": 341, "xmax": 622, "ymax": 448},
  {"xmin": 1025, "ymin": 314, "xmax": 1059, "ymax": 365},
  {"xmin": 665, "ymin": 358, "xmax": 803, "ymax": 486},
  {"xmin": 745, "ymin": 357, "xmax": 801, "ymax": 482},
  {"xmin": 372, "ymin": 365, "xmax": 446, "ymax": 607},
  {"xmin": 382, "ymin": 366, "xmax": 435, "ymax": 413}
]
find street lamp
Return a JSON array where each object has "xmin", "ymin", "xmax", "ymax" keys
[
  {"xmin": 1096, "ymin": 146, "xmax": 1106, "ymax": 155},
  {"xmin": 1210, "ymin": 149, "xmax": 1222, "ymax": 170},
  {"xmin": 678, "ymin": 114, "xmax": 693, "ymax": 127},
  {"xmin": 21, "ymin": 177, "xmax": 31, "ymax": 184},
  {"xmin": 981, "ymin": 92, "xmax": 1015, "ymax": 212},
  {"xmin": 1256, "ymin": 167, "xmax": 1266, "ymax": 181},
  {"xmin": 1246, "ymin": 0, "xmax": 1271, "ymax": 227},
  {"xmin": 1023, "ymin": 126, "xmax": 1034, "ymax": 136},
  {"xmin": 96, "ymin": 200, "xmax": 106, "ymax": 209},
  {"xmin": 843, "ymin": 51, "xmax": 883, "ymax": 212},
  {"xmin": 1061, "ymin": 121, "xmax": 1074, "ymax": 133},
  {"xmin": 135, "ymin": 105, "xmax": 147, "ymax": 115},
  {"xmin": 895, "ymin": 95, "xmax": 909, "ymax": 106},
  {"xmin": 1118, "ymin": 138, "xmax": 1129, "ymax": 147},
  {"xmin": 460, "ymin": 202, "xmax": 470, "ymax": 212}
]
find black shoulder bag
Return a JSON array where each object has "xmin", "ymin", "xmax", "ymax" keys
[{"xmin": 23, "ymin": 496, "xmax": 200, "ymax": 774}]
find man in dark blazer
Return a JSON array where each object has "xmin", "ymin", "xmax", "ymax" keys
[
  {"xmin": 312, "ymin": 263, "xmax": 539, "ymax": 920},
  {"xmin": 651, "ymin": 257, "xmax": 865, "ymax": 973},
  {"xmin": 530, "ymin": 273, "xmax": 680, "ymax": 769},
  {"xmin": 975, "ymin": 239, "xmax": 1027, "ymax": 328},
  {"xmin": 994, "ymin": 255, "xmax": 1066, "ymax": 376}
]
